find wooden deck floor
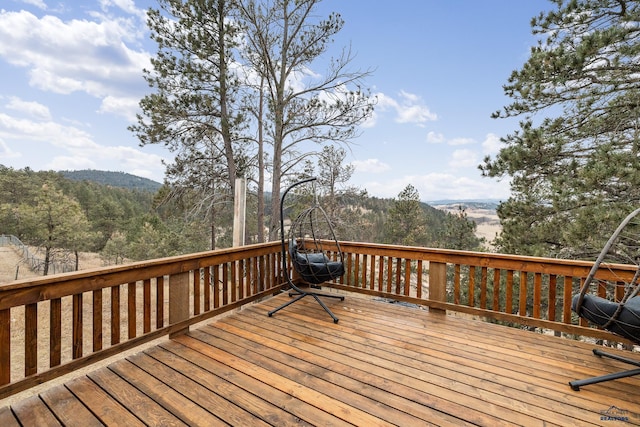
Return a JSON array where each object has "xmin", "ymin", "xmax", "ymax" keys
[{"xmin": 1, "ymin": 292, "xmax": 639, "ymax": 426}]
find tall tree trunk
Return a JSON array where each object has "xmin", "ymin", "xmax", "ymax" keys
[
  {"xmin": 257, "ymin": 76, "xmax": 265, "ymax": 243},
  {"xmin": 217, "ymin": 0, "xmax": 236, "ymax": 194}
]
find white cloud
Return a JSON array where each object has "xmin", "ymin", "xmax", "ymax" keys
[
  {"xmin": 351, "ymin": 158, "xmax": 390, "ymax": 173},
  {"xmin": 0, "ymin": 112, "xmax": 165, "ymax": 179},
  {"xmin": 427, "ymin": 133, "xmax": 475, "ymax": 146},
  {"xmin": 362, "ymin": 173, "xmax": 510, "ymax": 201},
  {"xmin": 0, "ymin": 10, "xmax": 150, "ymax": 109},
  {"xmin": 426, "ymin": 131, "xmax": 445, "ymax": 143},
  {"xmin": 449, "ymin": 148, "xmax": 477, "ymax": 168},
  {"xmin": 99, "ymin": 95, "xmax": 140, "ymax": 121},
  {"xmin": 48, "ymin": 155, "xmax": 97, "ymax": 170},
  {"xmin": 482, "ymin": 132, "xmax": 502, "ymax": 155},
  {"xmin": 5, "ymin": 97, "xmax": 51, "ymax": 121},
  {"xmin": 448, "ymin": 137, "xmax": 475, "ymax": 146},
  {"xmin": 20, "ymin": 0, "xmax": 47, "ymax": 9},
  {"xmin": 0, "ymin": 138, "xmax": 20, "ymax": 159},
  {"xmin": 99, "ymin": 0, "xmax": 147, "ymax": 20},
  {"xmin": 396, "ymin": 90, "xmax": 437, "ymax": 124},
  {"xmin": 0, "ymin": 112, "xmax": 97, "ymax": 149},
  {"xmin": 374, "ymin": 90, "xmax": 437, "ymax": 126}
]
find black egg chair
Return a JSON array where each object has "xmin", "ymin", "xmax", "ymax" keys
[
  {"xmin": 569, "ymin": 207, "xmax": 640, "ymax": 390},
  {"xmin": 267, "ymin": 177, "xmax": 345, "ymax": 323}
]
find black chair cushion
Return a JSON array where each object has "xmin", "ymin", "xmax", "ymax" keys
[
  {"xmin": 572, "ymin": 294, "xmax": 640, "ymax": 343},
  {"xmin": 289, "ymin": 240, "xmax": 345, "ymax": 284}
]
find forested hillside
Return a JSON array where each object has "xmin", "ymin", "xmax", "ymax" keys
[
  {"xmin": 0, "ymin": 166, "xmax": 484, "ymax": 275},
  {"xmin": 62, "ymin": 170, "xmax": 162, "ymax": 192}
]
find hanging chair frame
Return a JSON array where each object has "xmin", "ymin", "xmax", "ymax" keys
[
  {"xmin": 569, "ymin": 207, "xmax": 640, "ymax": 390},
  {"xmin": 267, "ymin": 177, "xmax": 345, "ymax": 323}
]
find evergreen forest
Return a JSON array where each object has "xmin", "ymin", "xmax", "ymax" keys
[{"xmin": 0, "ymin": 166, "xmax": 484, "ymax": 275}]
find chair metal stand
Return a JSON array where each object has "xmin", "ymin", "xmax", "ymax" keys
[
  {"xmin": 267, "ymin": 177, "xmax": 345, "ymax": 323},
  {"xmin": 569, "ymin": 349, "xmax": 640, "ymax": 391},
  {"xmin": 268, "ymin": 287, "xmax": 344, "ymax": 323}
]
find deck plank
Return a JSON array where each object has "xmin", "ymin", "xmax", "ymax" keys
[
  {"xmin": 107, "ymin": 358, "xmax": 226, "ymax": 426},
  {"xmin": 65, "ymin": 376, "xmax": 146, "ymax": 427},
  {"xmin": 0, "ymin": 406, "xmax": 20, "ymax": 427},
  {"xmin": 40, "ymin": 385, "xmax": 103, "ymax": 427},
  {"xmin": 159, "ymin": 338, "xmax": 352, "ymax": 426},
  {"xmin": 142, "ymin": 346, "xmax": 311, "ymax": 427},
  {"xmin": 88, "ymin": 365, "xmax": 186, "ymax": 426},
  {"xmin": 188, "ymin": 326, "xmax": 454, "ymax": 427},
  {"xmin": 171, "ymin": 333, "xmax": 384, "ymax": 426},
  {"xmin": 126, "ymin": 351, "xmax": 273, "ymax": 427},
  {"xmin": 2, "ymin": 292, "xmax": 640, "ymax": 426},
  {"xmin": 11, "ymin": 394, "xmax": 62, "ymax": 426}
]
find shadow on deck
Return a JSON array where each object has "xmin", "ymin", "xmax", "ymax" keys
[{"xmin": 1, "ymin": 292, "xmax": 639, "ymax": 426}]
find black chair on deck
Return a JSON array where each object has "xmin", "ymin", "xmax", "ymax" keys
[
  {"xmin": 570, "ymin": 207, "xmax": 640, "ymax": 390},
  {"xmin": 267, "ymin": 178, "xmax": 345, "ymax": 323}
]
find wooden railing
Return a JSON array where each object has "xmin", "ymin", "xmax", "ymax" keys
[
  {"xmin": 0, "ymin": 240, "xmax": 634, "ymax": 399},
  {"xmin": 332, "ymin": 241, "xmax": 635, "ymax": 343},
  {"xmin": 0, "ymin": 242, "xmax": 285, "ymax": 399}
]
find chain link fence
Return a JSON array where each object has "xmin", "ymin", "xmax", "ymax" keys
[{"xmin": 0, "ymin": 234, "xmax": 75, "ymax": 275}]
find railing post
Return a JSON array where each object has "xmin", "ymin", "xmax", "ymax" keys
[
  {"xmin": 169, "ymin": 272, "xmax": 190, "ymax": 337},
  {"xmin": 429, "ymin": 261, "xmax": 447, "ymax": 314}
]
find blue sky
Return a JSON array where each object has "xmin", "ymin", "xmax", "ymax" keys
[{"xmin": 0, "ymin": 0, "xmax": 551, "ymax": 201}]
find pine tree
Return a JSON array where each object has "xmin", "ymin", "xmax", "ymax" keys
[
  {"xmin": 482, "ymin": 0, "xmax": 640, "ymax": 258},
  {"xmin": 384, "ymin": 185, "xmax": 428, "ymax": 247}
]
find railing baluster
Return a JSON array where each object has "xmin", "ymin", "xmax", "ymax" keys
[
  {"xmin": 0, "ymin": 308, "xmax": 10, "ymax": 384},
  {"xmin": 377, "ymin": 256, "xmax": 384, "ymax": 292},
  {"xmin": 267, "ymin": 253, "xmax": 274, "ymax": 289},
  {"xmin": 92, "ymin": 290, "xmax": 102, "ymax": 352},
  {"xmin": 50, "ymin": 298, "xmax": 61, "ymax": 367},
  {"xmin": 244, "ymin": 260, "xmax": 252, "ymax": 297},
  {"xmin": 429, "ymin": 261, "xmax": 447, "ymax": 313},
  {"xmin": 548, "ymin": 275, "xmax": 557, "ymax": 322},
  {"xmin": 361, "ymin": 254, "xmax": 368, "ymax": 290},
  {"xmin": 506, "ymin": 270, "xmax": 514, "ymax": 314},
  {"xmin": 156, "ymin": 276, "xmax": 164, "ymax": 328},
  {"xmin": 72, "ymin": 294, "xmax": 83, "ymax": 359},
  {"xmin": 193, "ymin": 271, "xmax": 201, "ymax": 316},
  {"xmin": 111, "ymin": 285, "xmax": 120, "ymax": 345},
  {"xmin": 386, "ymin": 257, "xmax": 393, "ymax": 293},
  {"xmin": 238, "ymin": 259, "xmax": 245, "ymax": 300},
  {"xmin": 222, "ymin": 263, "xmax": 229, "ymax": 306},
  {"xmin": 533, "ymin": 273, "xmax": 542, "ymax": 319},
  {"xmin": 492, "ymin": 269, "xmax": 501, "ymax": 311},
  {"xmin": 213, "ymin": 265, "xmax": 220, "ymax": 309},
  {"xmin": 562, "ymin": 276, "xmax": 572, "ymax": 324},
  {"xmin": 231, "ymin": 261, "xmax": 237, "ymax": 303},
  {"xmin": 127, "ymin": 282, "xmax": 136, "ymax": 339},
  {"xmin": 468, "ymin": 266, "xmax": 476, "ymax": 307},
  {"xmin": 453, "ymin": 264, "xmax": 461, "ymax": 304},
  {"xmin": 403, "ymin": 259, "xmax": 411, "ymax": 296},
  {"xmin": 395, "ymin": 258, "xmax": 402, "ymax": 294},
  {"xmin": 416, "ymin": 260, "xmax": 423, "ymax": 299},
  {"xmin": 259, "ymin": 255, "xmax": 265, "ymax": 292},
  {"xmin": 518, "ymin": 271, "xmax": 527, "ymax": 316},
  {"xmin": 480, "ymin": 266, "xmax": 488, "ymax": 309},
  {"xmin": 143, "ymin": 278, "xmax": 151, "ymax": 333},
  {"xmin": 24, "ymin": 303, "xmax": 37, "ymax": 376}
]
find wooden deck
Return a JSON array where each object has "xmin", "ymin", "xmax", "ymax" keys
[{"xmin": 1, "ymin": 292, "xmax": 639, "ymax": 426}]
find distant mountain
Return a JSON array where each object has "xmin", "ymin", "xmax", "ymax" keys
[{"xmin": 61, "ymin": 170, "xmax": 162, "ymax": 192}]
